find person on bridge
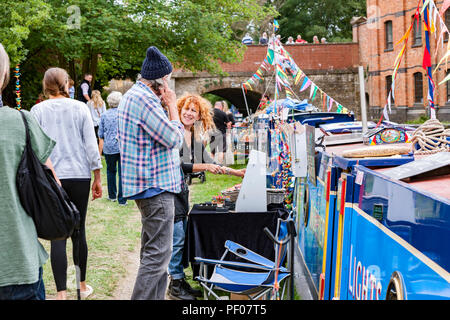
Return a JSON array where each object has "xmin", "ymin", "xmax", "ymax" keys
[
  {"xmin": 286, "ymin": 36, "xmax": 295, "ymax": 44},
  {"xmin": 242, "ymin": 33, "xmax": 253, "ymax": 45},
  {"xmin": 295, "ymin": 34, "xmax": 307, "ymax": 44},
  {"xmin": 259, "ymin": 32, "xmax": 268, "ymax": 45}
]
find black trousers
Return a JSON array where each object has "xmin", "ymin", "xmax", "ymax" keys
[{"xmin": 50, "ymin": 179, "xmax": 91, "ymax": 292}]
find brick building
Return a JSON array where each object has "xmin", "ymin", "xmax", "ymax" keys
[{"xmin": 353, "ymin": 0, "xmax": 450, "ymax": 122}]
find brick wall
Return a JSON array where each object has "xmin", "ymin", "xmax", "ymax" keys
[
  {"xmin": 355, "ymin": 0, "xmax": 450, "ymax": 122},
  {"xmin": 219, "ymin": 43, "xmax": 360, "ymax": 73}
]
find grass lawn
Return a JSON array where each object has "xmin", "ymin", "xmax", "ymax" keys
[
  {"xmin": 40, "ymin": 158, "xmax": 297, "ymax": 300},
  {"xmin": 189, "ymin": 163, "xmax": 247, "ymax": 204},
  {"xmin": 183, "ymin": 163, "xmax": 247, "ymax": 298},
  {"xmin": 40, "ymin": 159, "xmax": 245, "ymax": 300},
  {"xmin": 41, "ymin": 157, "xmax": 142, "ymax": 300}
]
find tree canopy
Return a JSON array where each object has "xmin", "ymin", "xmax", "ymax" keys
[
  {"xmin": 0, "ymin": 0, "xmax": 50, "ymax": 64},
  {"xmin": 1, "ymin": 0, "xmax": 277, "ymax": 108},
  {"xmin": 276, "ymin": 0, "xmax": 366, "ymax": 43}
]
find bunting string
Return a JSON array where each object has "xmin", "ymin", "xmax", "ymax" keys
[
  {"xmin": 242, "ymin": 21, "xmax": 353, "ymax": 117},
  {"xmin": 378, "ymin": 1, "xmax": 422, "ymax": 125},
  {"xmin": 14, "ymin": 65, "xmax": 21, "ymax": 110}
]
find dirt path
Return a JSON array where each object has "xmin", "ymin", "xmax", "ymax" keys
[
  {"xmin": 112, "ymin": 193, "xmax": 195, "ymax": 300},
  {"xmin": 112, "ymin": 242, "xmax": 140, "ymax": 300},
  {"xmin": 112, "ymin": 207, "xmax": 141, "ymax": 300}
]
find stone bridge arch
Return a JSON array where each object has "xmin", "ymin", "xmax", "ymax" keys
[
  {"xmin": 173, "ymin": 71, "xmax": 268, "ymax": 115},
  {"xmin": 172, "ymin": 43, "xmax": 362, "ymax": 118}
]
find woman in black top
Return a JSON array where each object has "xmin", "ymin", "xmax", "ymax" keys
[{"xmin": 167, "ymin": 93, "xmax": 245, "ymax": 300}]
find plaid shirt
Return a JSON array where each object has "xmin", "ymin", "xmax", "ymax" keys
[{"xmin": 118, "ymin": 81, "xmax": 184, "ymax": 198}]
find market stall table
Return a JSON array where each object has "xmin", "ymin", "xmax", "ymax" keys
[{"xmin": 183, "ymin": 204, "xmax": 288, "ymax": 277}]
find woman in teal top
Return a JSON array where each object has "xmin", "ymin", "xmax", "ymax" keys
[{"xmin": 0, "ymin": 44, "xmax": 57, "ymax": 300}]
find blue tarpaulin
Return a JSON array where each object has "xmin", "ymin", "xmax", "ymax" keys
[{"xmin": 265, "ymin": 98, "xmax": 311, "ymax": 114}]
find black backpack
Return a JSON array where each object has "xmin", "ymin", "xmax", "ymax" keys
[{"xmin": 16, "ymin": 110, "xmax": 80, "ymax": 241}]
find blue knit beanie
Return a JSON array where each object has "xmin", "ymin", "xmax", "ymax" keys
[{"xmin": 140, "ymin": 46, "xmax": 173, "ymax": 80}]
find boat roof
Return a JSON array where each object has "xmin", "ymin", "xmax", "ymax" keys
[{"xmin": 325, "ymin": 143, "xmax": 450, "ymax": 201}]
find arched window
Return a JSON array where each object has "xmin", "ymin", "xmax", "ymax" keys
[
  {"xmin": 414, "ymin": 72, "xmax": 423, "ymax": 103},
  {"xmin": 385, "ymin": 21, "xmax": 393, "ymax": 51}
]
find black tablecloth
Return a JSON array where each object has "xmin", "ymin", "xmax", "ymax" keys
[{"xmin": 183, "ymin": 204, "xmax": 288, "ymax": 277}]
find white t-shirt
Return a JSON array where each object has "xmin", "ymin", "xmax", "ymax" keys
[
  {"xmin": 30, "ymin": 98, "xmax": 102, "ymax": 179},
  {"xmin": 87, "ymin": 101, "xmax": 106, "ymax": 127}
]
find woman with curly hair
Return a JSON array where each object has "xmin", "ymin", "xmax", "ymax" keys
[{"xmin": 167, "ymin": 93, "xmax": 245, "ymax": 300}]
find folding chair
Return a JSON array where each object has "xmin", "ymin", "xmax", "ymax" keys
[{"xmin": 195, "ymin": 218, "xmax": 296, "ymax": 300}]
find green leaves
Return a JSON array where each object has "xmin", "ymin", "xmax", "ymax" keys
[
  {"xmin": 1, "ymin": 0, "xmax": 277, "ymax": 108},
  {"xmin": 2, "ymin": 0, "xmax": 276, "ymax": 74},
  {"xmin": 0, "ymin": 0, "xmax": 50, "ymax": 64},
  {"xmin": 277, "ymin": 0, "xmax": 366, "ymax": 43}
]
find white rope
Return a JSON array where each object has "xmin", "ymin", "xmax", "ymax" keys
[{"xmin": 411, "ymin": 119, "xmax": 450, "ymax": 155}]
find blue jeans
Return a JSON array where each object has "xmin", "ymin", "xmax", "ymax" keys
[
  {"xmin": 0, "ymin": 268, "xmax": 45, "ymax": 300},
  {"xmin": 168, "ymin": 217, "xmax": 187, "ymax": 280},
  {"xmin": 104, "ymin": 153, "xmax": 126, "ymax": 204}
]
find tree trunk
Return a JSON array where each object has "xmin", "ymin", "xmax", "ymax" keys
[
  {"xmin": 90, "ymin": 53, "xmax": 99, "ymax": 89},
  {"xmin": 58, "ymin": 53, "xmax": 67, "ymax": 70},
  {"xmin": 81, "ymin": 44, "xmax": 99, "ymax": 90},
  {"xmin": 82, "ymin": 57, "xmax": 91, "ymax": 77},
  {"xmin": 81, "ymin": 44, "xmax": 92, "ymax": 77},
  {"xmin": 68, "ymin": 59, "xmax": 77, "ymax": 96}
]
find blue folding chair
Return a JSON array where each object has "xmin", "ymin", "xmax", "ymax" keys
[{"xmin": 195, "ymin": 218, "xmax": 296, "ymax": 300}]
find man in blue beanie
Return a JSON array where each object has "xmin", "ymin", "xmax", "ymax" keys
[{"xmin": 118, "ymin": 46, "xmax": 184, "ymax": 300}]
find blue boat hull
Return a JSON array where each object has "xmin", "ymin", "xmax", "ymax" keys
[{"xmin": 294, "ymin": 151, "xmax": 450, "ymax": 300}]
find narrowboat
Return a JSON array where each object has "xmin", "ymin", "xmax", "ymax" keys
[{"xmin": 292, "ymin": 124, "xmax": 450, "ymax": 300}]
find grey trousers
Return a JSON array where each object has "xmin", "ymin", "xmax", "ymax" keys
[{"xmin": 131, "ymin": 192, "xmax": 175, "ymax": 300}]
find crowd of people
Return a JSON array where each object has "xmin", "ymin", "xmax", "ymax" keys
[
  {"xmin": 0, "ymin": 42, "xmax": 245, "ymax": 300},
  {"xmin": 242, "ymin": 32, "xmax": 327, "ymax": 45}
]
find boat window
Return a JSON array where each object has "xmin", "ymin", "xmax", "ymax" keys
[
  {"xmin": 303, "ymin": 184, "xmax": 310, "ymax": 227},
  {"xmin": 386, "ymin": 272, "xmax": 405, "ymax": 300}
]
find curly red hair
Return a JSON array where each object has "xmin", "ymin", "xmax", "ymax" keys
[{"xmin": 177, "ymin": 93, "xmax": 216, "ymax": 139}]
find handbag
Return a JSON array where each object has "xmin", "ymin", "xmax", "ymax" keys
[
  {"xmin": 16, "ymin": 110, "xmax": 80, "ymax": 241},
  {"xmin": 174, "ymin": 177, "xmax": 190, "ymax": 221}
]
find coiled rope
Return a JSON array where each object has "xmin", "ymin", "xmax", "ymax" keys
[{"xmin": 411, "ymin": 119, "xmax": 450, "ymax": 155}]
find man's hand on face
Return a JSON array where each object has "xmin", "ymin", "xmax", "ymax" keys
[
  {"xmin": 159, "ymin": 77, "xmax": 179, "ymax": 121},
  {"xmin": 159, "ymin": 77, "xmax": 176, "ymax": 108}
]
